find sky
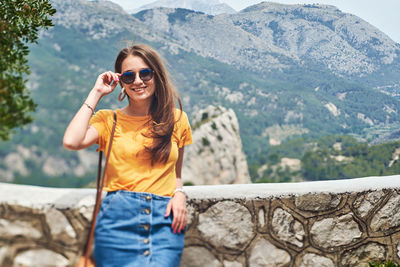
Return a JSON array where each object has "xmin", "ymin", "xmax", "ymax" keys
[{"xmin": 108, "ymin": 0, "xmax": 400, "ymax": 44}]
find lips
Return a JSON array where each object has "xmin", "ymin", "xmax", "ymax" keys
[{"xmin": 131, "ymin": 87, "xmax": 146, "ymax": 92}]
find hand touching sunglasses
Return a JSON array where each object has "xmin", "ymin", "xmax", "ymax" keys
[{"xmin": 120, "ymin": 69, "xmax": 154, "ymax": 84}]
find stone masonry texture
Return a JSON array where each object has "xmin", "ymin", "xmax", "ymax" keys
[{"xmin": 0, "ymin": 175, "xmax": 400, "ymax": 266}]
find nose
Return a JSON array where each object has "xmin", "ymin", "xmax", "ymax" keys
[{"xmin": 133, "ymin": 73, "xmax": 144, "ymax": 85}]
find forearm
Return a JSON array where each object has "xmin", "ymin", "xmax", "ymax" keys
[
  {"xmin": 63, "ymin": 89, "xmax": 102, "ymax": 150},
  {"xmin": 175, "ymin": 147, "xmax": 184, "ymax": 189}
]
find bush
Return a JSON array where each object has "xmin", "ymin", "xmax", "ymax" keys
[{"xmin": 369, "ymin": 260, "xmax": 400, "ymax": 267}]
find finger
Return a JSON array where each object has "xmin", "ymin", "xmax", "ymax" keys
[
  {"xmin": 165, "ymin": 201, "xmax": 172, "ymax": 217},
  {"xmin": 173, "ymin": 208, "xmax": 186, "ymax": 234},
  {"xmin": 175, "ymin": 217, "xmax": 183, "ymax": 234},
  {"xmin": 102, "ymin": 72, "xmax": 110, "ymax": 84},
  {"xmin": 177, "ymin": 212, "xmax": 187, "ymax": 233},
  {"xmin": 112, "ymin": 72, "xmax": 119, "ymax": 82},
  {"xmin": 111, "ymin": 80, "xmax": 119, "ymax": 90},
  {"xmin": 171, "ymin": 207, "xmax": 180, "ymax": 233},
  {"xmin": 178, "ymin": 216, "xmax": 187, "ymax": 233},
  {"xmin": 106, "ymin": 72, "xmax": 114, "ymax": 83}
]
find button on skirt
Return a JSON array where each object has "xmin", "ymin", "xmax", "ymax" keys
[{"xmin": 94, "ymin": 190, "xmax": 185, "ymax": 267}]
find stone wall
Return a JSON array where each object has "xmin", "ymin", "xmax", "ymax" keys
[{"xmin": 1, "ymin": 175, "xmax": 400, "ymax": 266}]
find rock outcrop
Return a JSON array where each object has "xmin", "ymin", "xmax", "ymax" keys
[{"xmin": 182, "ymin": 106, "xmax": 250, "ymax": 185}]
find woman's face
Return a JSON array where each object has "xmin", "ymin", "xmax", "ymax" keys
[{"xmin": 120, "ymin": 55, "xmax": 156, "ymax": 105}]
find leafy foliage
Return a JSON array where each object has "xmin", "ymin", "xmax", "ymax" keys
[
  {"xmin": 369, "ymin": 261, "xmax": 400, "ymax": 267},
  {"xmin": 301, "ymin": 136, "xmax": 400, "ymax": 181},
  {"xmin": 252, "ymin": 135, "xmax": 400, "ymax": 183},
  {"xmin": 0, "ymin": 0, "xmax": 55, "ymax": 140}
]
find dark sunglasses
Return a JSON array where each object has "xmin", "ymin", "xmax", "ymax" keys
[{"xmin": 120, "ymin": 69, "xmax": 154, "ymax": 84}]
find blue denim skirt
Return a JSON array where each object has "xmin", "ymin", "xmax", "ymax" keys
[{"xmin": 94, "ymin": 190, "xmax": 185, "ymax": 267}]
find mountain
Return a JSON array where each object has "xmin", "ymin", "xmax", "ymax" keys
[
  {"xmin": 132, "ymin": 0, "xmax": 236, "ymax": 16},
  {"xmin": 135, "ymin": 2, "xmax": 400, "ymax": 77},
  {"xmin": 1, "ymin": 0, "xmax": 400, "ymax": 186}
]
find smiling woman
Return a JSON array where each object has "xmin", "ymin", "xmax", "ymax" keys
[{"xmin": 63, "ymin": 44, "xmax": 192, "ymax": 266}]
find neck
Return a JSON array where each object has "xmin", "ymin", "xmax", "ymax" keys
[{"xmin": 123, "ymin": 99, "xmax": 152, "ymax": 116}]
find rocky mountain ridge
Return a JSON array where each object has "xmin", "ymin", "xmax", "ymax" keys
[
  {"xmin": 133, "ymin": 0, "xmax": 236, "ymax": 16},
  {"xmin": 134, "ymin": 2, "xmax": 400, "ymax": 76}
]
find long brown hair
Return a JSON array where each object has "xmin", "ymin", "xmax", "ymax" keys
[{"xmin": 115, "ymin": 44, "xmax": 182, "ymax": 164}]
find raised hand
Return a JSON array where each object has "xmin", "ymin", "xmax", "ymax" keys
[{"xmin": 93, "ymin": 71, "xmax": 121, "ymax": 96}]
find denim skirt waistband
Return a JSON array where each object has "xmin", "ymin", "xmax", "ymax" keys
[{"xmin": 94, "ymin": 190, "xmax": 185, "ymax": 267}]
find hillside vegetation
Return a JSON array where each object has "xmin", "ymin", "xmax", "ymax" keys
[
  {"xmin": 251, "ymin": 135, "xmax": 400, "ymax": 183},
  {"xmin": 1, "ymin": 0, "xmax": 400, "ymax": 186}
]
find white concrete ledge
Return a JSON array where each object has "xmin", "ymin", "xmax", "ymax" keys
[
  {"xmin": 0, "ymin": 183, "xmax": 96, "ymax": 209},
  {"xmin": 185, "ymin": 175, "xmax": 400, "ymax": 199},
  {"xmin": 1, "ymin": 175, "xmax": 399, "ymax": 205}
]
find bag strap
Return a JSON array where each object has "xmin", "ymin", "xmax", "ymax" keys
[{"xmin": 83, "ymin": 111, "xmax": 117, "ymax": 267}]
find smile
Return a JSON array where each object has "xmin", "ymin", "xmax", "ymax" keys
[{"xmin": 131, "ymin": 87, "xmax": 146, "ymax": 92}]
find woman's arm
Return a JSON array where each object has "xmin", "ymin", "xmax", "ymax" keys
[
  {"xmin": 165, "ymin": 147, "xmax": 187, "ymax": 234},
  {"xmin": 175, "ymin": 146, "xmax": 184, "ymax": 189},
  {"xmin": 63, "ymin": 71, "xmax": 120, "ymax": 150}
]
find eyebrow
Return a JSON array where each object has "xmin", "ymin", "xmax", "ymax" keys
[{"xmin": 123, "ymin": 68, "xmax": 151, "ymax": 73}]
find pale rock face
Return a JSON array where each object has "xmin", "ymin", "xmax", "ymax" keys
[
  {"xmin": 340, "ymin": 243, "xmax": 386, "ymax": 266},
  {"xmin": 182, "ymin": 105, "xmax": 250, "ymax": 185},
  {"xmin": 295, "ymin": 193, "xmax": 341, "ymax": 211},
  {"xmin": 4, "ymin": 153, "xmax": 28, "ymax": 176},
  {"xmin": 45, "ymin": 208, "xmax": 76, "ymax": 245},
  {"xmin": 0, "ymin": 247, "xmax": 7, "ymax": 266},
  {"xmin": 397, "ymin": 240, "xmax": 400, "ymax": 258},
  {"xmin": 13, "ymin": 249, "xmax": 69, "ymax": 267},
  {"xmin": 258, "ymin": 207, "xmax": 265, "ymax": 227},
  {"xmin": 272, "ymin": 208, "xmax": 304, "ymax": 247},
  {"xmin": 186, "ymin": 204, "xmax": 195, "ymax": 227},
  {"xmin": 249, "ymin": 238, "xmax": 291, "ymax": 267},
  {"xmin": 77, "ymin": 194, "xmax": 96, "ymax": 221},
  {"xmin": 181, "ymin": 246, "xmax": 220, "ymax": 267},
  {"xmin": 0, "ymin": 219, "xmax": 42, "ymax": 239},
  {"xmin": 353, "ymin": 190, "xmax": 385, "ymax": 218},
  {"xmin": 0, "ymin": 169, "xmax": 14, "ymax": 182},
  {"xmin": 299, "ymin": 253, "xmax": 334, "ymax": 267},
  {"xmin": 224, "ymin": 260, "xmax": 243, "ymax": 267},
  {"xmin": 262, "ymin": 124, "xmax": 309, "ymax": 146},
  {"xmin": 280, "ymin": 158, "xmax": 301, "ymax": 172},
  {"xmin": 77, "ymin": 150, "xmax": 98, "ymax": 170},
  {"xmin": 197, "ymin": 201, "xmax": 254, "ymax": 249},
  {"xmin": 310, "ymin": 213, "xmax": 362, "ymax": 248},
  {"xmin": 324, "ymin": 102, "xmax": 340, "ymax": 117},
  {"xmin": 42, "ymin": 157, "xmax": 70, "ymax": 177},
  {"xmin": 370, "ymin": 193, "xmax": 400, "ymax": 231},
  {"xmin": 357, "ymin": 113, "xmax": 374, "ymax": 126}
]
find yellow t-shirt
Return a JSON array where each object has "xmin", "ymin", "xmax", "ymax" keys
[{"xmin": 89, "ymin": 108, "xmax": 192, "ymax": 196}]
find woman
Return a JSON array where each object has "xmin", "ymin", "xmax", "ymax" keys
[{"xmin": 63, "ymin": 44, "xmax": 192, "ymax": 266}]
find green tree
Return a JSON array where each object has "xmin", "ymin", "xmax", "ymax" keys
[{"xmin": 0, "ymin": 0, "xmax": 56, "ymax": 140}]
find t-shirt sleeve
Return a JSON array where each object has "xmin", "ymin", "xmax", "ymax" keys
[
  {"xmin": 89, "ymin": 110, "xmax": 112, "ymax": 151},
  {"xmin": 177, "ymin": 111, "xmax": 193, "ymax": 148}
]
